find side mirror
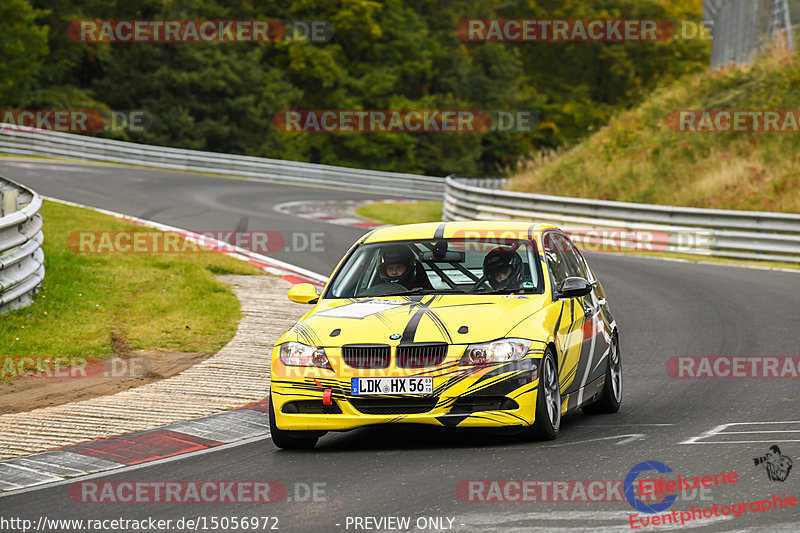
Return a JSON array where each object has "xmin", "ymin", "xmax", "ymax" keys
[
  {"xmin": 557, "ymin": 277, "xmax": 593, "ymax": 299},
  {"xmin": 288, "ymin": 283, "xmax": 320, "ymax": 304}
]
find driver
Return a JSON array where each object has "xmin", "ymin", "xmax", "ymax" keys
[
  {"xmin": 483, "ymin": 247, "xmax": 523, "ymax": 290},
  {"xmin": 378, "ymin": 245, "xmax": 419, "ymax": 288}
]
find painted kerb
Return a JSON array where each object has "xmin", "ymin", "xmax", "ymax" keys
[
  {"xmin": 443, "ymin": 176, "xmax": 800, "ymax": 264},
  {"xmin": 0, "ymin": 176, "xmax": 45, "ymax": 313}
]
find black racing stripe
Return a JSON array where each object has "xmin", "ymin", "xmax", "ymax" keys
[
  {"xmin": 436, "ymin": 414, "xmax": 470, "ymax": 427},
  {"xmin": 297, "ymin": 322, "xmax": 322, "ymax": 346},
  {"xmin": 559, "ymin": 308, "xmax": 580, "ymax": 374},
  {"xmin": 459, "ymin": 372, "xmax": 529, "ymax": 398},
  {"xmin": 423, "ymin": 308, "xmax": 454, "ymax": 344},
  {"xmin": 561, "ymin": 365, "xmax": 578, "ymax": 388},
  {"xmin": 433, "ymin": 222, "xmax": 447, "ymax": 239},
  {"xmin": 398, "ymin": 296, "xmax": 436, "ymax": 344},
  {"xmin": 554, "ymin": 303, "xmax": 563, "ymax": 338},
  {"xmin": 295, "ymin": 323, "xmax": 310, "ymax": 344},
  {"xmin": 553, "ymin": 302, "xmax": 565, "ymax": 371},
  {"xmin": 434, "ymin": 368, "xmax": 482, "ymax": 395},
  {"xmin": 471, "ymin": 359, "xmax": 538, "ymax": 384},
  {"xmin": 460, "ymin": 411, "xmax": 529, "ymax": 425},
  {"xmin": 465, "ymin": 412, "xmax": 527, "ymax": 425},
  {"xmin": 423, "ymin": 301, "xmax": 494, "ymax": 310},
  {"xmin": 373, "ymin": 311, "xmax": 394, "ymax": 330}
]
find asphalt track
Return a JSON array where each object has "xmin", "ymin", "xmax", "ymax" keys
[{"xmin": 1, "ymin": 158, "xmax": 798, "ymax": 532}]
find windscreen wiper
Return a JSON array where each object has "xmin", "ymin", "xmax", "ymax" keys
[{"xmin": 478, "ymin": 287, "xmax": 536, "ymax": 295}]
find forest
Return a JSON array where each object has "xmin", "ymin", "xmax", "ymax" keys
[{"xmin": 3, "ymin": 0, "xmax": 709, "ymax": 176}]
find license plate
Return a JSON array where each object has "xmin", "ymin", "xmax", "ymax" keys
[{"xmin": 351, "ymin": 377, "xmax": 433, "ymax": 395}]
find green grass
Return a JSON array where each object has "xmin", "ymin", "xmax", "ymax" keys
[
  {"xmin": 355, "ymin": 201, "xmax": 443, "ymax": 225},
  {"xmin": 0, "ymin": 200, "xmax": 262, "ymax": 366},
  {"xmin": 508, "ymin": 44, "xmax": 800, "ymax": 213}
]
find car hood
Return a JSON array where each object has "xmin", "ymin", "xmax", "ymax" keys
[{"xmin": 284, "ymin": 294, "xmax": 548, "ymax": 346}]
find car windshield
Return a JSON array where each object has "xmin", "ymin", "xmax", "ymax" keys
[{"xmin": 326, "ymin": 238, "xmax": 542, "ymax": 298}]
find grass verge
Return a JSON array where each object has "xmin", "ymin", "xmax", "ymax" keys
[
  {"xmin": 355, "ymin": 201, "xmax": 443, "ymax": 225},
  {"xmin": 508, "ymin": 43, "xmax": 800, "ymax": 213},
  {"xmin": 0, "ymin": 200, "xmax": 262, "ymax": 366}
]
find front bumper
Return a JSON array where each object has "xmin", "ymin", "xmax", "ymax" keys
[{"xmin": 270, "ymin": 355, "xmax": 541, "ymax": 431}]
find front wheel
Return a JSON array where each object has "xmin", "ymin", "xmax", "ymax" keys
[
  {"xmin": 268, "ymin": 394, "xmax": 322, "ymax": 450},
  {"xmin": 582, "ymin": 333, "xmax": 622, "ymax": 414},
  {"xmin": 523, "ymin": 348, "xmax": 561, "ymax": 441}
]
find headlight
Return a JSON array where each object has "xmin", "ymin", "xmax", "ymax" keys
[
  {"xmin": 279, "ymin": 342, "xmax": 331, "ymax": 369},
  {"xmin": 460, "ymin": 338, "xmax": 532, "ymax": 365}
]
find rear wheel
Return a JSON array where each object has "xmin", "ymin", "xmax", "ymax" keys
[
  {"xmin": 582, "ymin": 333, "xmax": 622, "ymax": 414},
  {"xmin": 523, "ymin": 348, "xmax": 561, "ymax": 441},
  {"xmin": 268, "ymin": 394, "xmax": 322, "ymax": 450}
]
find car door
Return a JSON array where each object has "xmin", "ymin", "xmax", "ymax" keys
[
  {"xmin": 542, "ymin": 231, "xmax": 583, "ymax": 396},
  {"xmin": 556, "ymin": 233, "xmax": 609, "ymax": 396}
]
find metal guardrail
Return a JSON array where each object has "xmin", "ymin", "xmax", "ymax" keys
[
  {"xmin": 704, "ymin": 0, "xmax": 794, "ymax": 70},
  {"xmin": 2, "ymin": 125, "xmax": 798, "ymax": 265},
  {"xmin": 0, "ymin": 176, "xmax": 45, "ymax": 313},
  {"xmin": 0, "ymin": 125, "xmax": 443, "ymax": 199},
  {"xmin": 444, "ymin": 176, "xmax": 800, "ymax": 264}
]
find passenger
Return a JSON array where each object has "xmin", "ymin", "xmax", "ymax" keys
[{"xmin": 482, "ymin": 247, "xmax": 523, "ymax": 290}]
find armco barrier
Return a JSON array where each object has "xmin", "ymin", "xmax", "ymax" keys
[
  {"xmin": 444, "ymin": 176, "xmax": 800, "ymax": 263},
  {"xmin": 2, "ymin": 125, "xmax": 798, "ymax": 265},
  {"xmin": 0, "ymin": 176, "xmax": 45, "ymax": 313},
  {"xmin": 0, "ymin": 125, "xmax": 442, "ymax": 199}
]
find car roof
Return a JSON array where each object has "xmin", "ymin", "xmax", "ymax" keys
[{"xmin": 361, "ymin": 221, "xmax": 559, "ymax": 244}]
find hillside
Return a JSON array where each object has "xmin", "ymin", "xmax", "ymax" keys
[{"xmin": 508, "ymin": 43, "xmax": 800, "ymax": 213}]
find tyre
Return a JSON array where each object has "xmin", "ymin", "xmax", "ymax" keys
[
  {"xmin": 582, "ymin": 332, "xmax": 622, "ymax": 414},
  {"xmin": 523, "ymin": 348, "xmax": 561, "ymax": 441},
  {"xmin": 268, "ymin": 394, "xmax": 322, "ymax": 450}
]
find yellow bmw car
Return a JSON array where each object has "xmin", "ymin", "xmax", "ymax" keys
[{"xmin": 269, "ymin": 221, "xmax": 621, "ymax": 449}]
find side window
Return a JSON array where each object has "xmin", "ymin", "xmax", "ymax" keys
[
  {"xmin": 572, "ymin": 244, "xmax": 594, "ymax": 282},
  {"xmin": 358, "ymin": 249, "xmax": 382, "ymax": 293},
  {"xmin": 543, "ymin": 233, "xmax": 568, "ymax": 290},
  {"xmin": 556, "ymin": 234, "xmax": 588, "ymax": 279}
]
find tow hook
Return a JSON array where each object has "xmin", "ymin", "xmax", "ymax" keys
[{"xmin": 313, "ymin": 379, "xmax": 334, "ymax": 405}]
